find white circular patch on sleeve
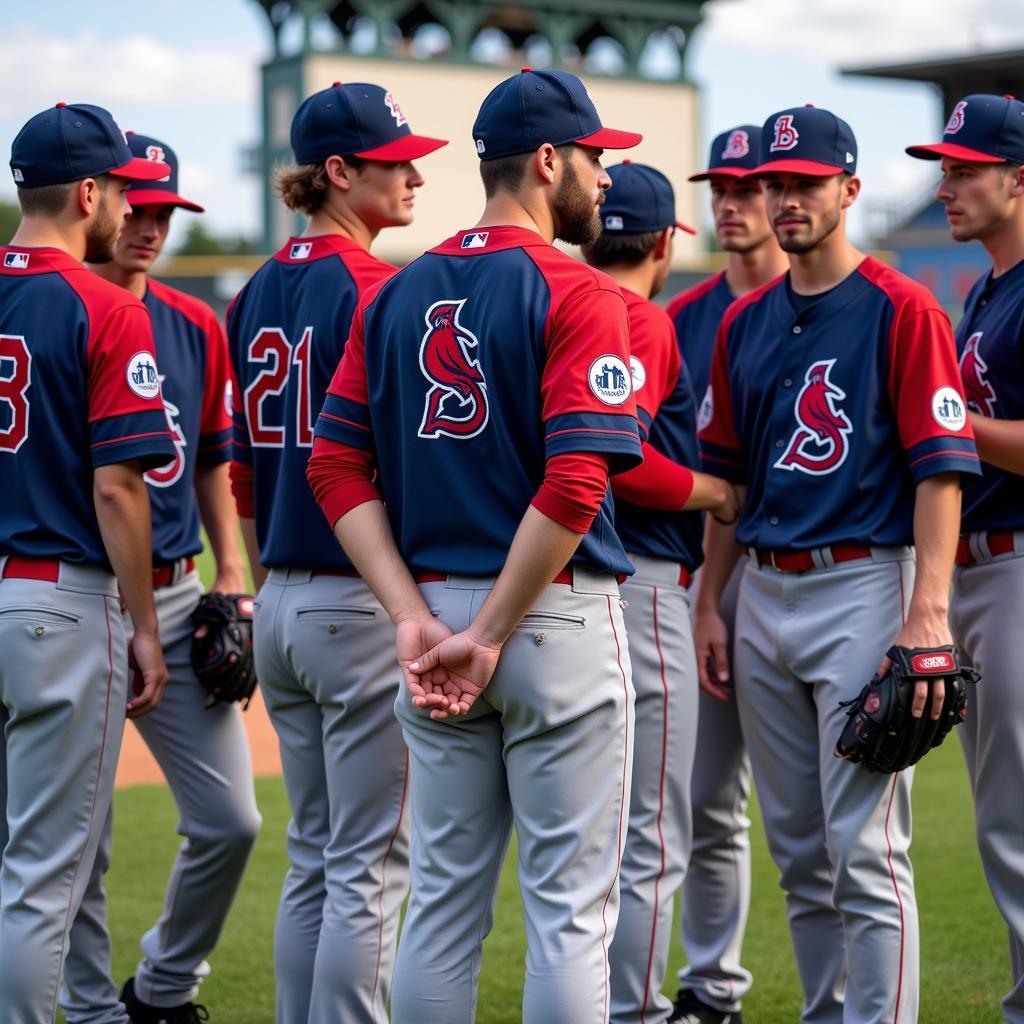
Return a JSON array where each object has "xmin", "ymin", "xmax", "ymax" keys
[
  {"xmin": 588, "ymin": 355, "xmax": 632, "ymax": 406},
  {"xmin": 224, "ymin": 379, "xmax": 233, "ymax": 416},
  {"xmin": 126, "ymin": 351, "xmax": 161, "ymax": 400},
  {"xmin": 629, "ymin": 356, "xmax": 646, "ymax": 392},
  {"xmin": 697, "ymin": 385, "xmax": 714, "ymax": 431},
  {"xmin": 931, "ymin": 386, "xmax": 967, "ymax": 431}
]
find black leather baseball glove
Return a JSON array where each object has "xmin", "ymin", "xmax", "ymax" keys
[
  {"xmin": 191, "ymin": 593, "xmax": 257, "ymax": 709},
  {"xmin": 835, "ymin": 645, "xmax": 979, "ymax": 773}
]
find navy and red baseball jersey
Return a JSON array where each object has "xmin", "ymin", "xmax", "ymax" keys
[
  {"xmin": 0, "ymin": 245, "xmax": 174, "ymax": 565},
  {"xmin": 142, "ymin": 278, "xmax": 232, "ymax": 562},
  {"xmin": 666, "ymin": 270, "xmax": 734, "ymax": 407},
  {"xmin": 615, "ymin": 288, "xmax": 703, "ymax": 570},
  {"xmin": 700, "ymin": 257, "xmax": 981, "ymax": 549},
  {"xmin": 227, "ymin": 235, "xmax": 394, "ymax": 569},
  {"xmin": 314, "ymin": 225, "xmax": 643, "ymax": 576},
  {"xmin": 956, "ymin": 258, "xmax": 1024, "ymax": 532}
]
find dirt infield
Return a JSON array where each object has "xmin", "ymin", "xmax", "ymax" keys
[{"xmin": 115, "ymin": 689, "xmax": 282, "ymax": 787}]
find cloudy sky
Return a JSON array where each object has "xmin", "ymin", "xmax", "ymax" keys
[{"xmin": 1, "ymin": 0, "xmax": 1020, "ymax": 248}]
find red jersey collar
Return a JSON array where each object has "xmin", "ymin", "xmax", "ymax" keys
[
  {"xmin": 430, "ymin": 225, "xmax": 549, "ymax": 256},
  {"xmin": 273, "ymin": 234, "xmax": 369, "ymax": 264},
  {"xmin": 0, "ymin": 245, "xmax": 83, "ymax": 275}
]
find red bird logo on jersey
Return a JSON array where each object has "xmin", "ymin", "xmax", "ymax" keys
[
  {"xmin": 418, "ymin": 299, "xmax": 489, "ymax": 440},
  {"xmin": 775, "ymin": 359, "xmax": 853, "ymax": 475},
  {"xmin": 959, "ymin": 331, "xmax": 996, "ymax": 416}
]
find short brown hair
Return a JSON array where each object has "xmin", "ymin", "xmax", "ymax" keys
[
  {"xmin": 273, "ymin": 157, "xmax": 369, "ymax": 216},
  {"xmin": 17, "ymin": 181, "xmax": 77, "ymax": 217},
  {"xmin": 582, "ymin": 229, "xmax": 662, "ymax": 268},
  {"xmin": 479, "ymin": 143, "xmax": 575, "ymax": 199}
]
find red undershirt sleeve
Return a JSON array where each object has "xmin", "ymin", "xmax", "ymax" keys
[
  {"xmin": 612, "ymin": 441, "xmax": 695, "ymax": 510},
  {"xmin": 307, "ymin": 435, "xmax": 380, "ymax": 528},
  {"xmin": 229, "ymin": 459, "xmax": 255, "ymax": 518},
  {"xmin": 531, "ymin": 451, "xmax": 611, "ymax": 534}
]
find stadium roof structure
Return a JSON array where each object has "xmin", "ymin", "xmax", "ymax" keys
[
  {"xmin": 842, "ymin": 47, "xmax": 1024, "ymax": 116},
  {"xmin": 248, "ymin": 0, "xmax": 715, "ymax": 81}
]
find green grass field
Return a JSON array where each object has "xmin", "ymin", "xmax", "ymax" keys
[{"xmin": 99, "ymin": 737, "xmax": 1008, "ymax": 1023}]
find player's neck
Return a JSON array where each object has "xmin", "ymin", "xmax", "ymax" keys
[
  {"xmin": 982, "ymin": 216, "xmax": 1024, "ymax": 278},
  {"xmin": 304, "ymin": 204, "xmax": 375, "ymax": 251},
  {"xmin": 476, "ymin": 194, "xmax": 555, "ymax": 243},
  {"xmin": 600, "ymin": 261, "xmax": 658, "ymax": 301},
  {"xmin": 92, "ymin": 262, "xmax": 148, "ymax": 298},
  {"xmin": 787, "ymin": 232, "xmax": 864, "ymax": 295},
  {"xmin": 9, "ymin": 217, "xmax": 87, "ymax": 263},
  {"xmin": 725, "ymin": 243, "xmax": 788, "ymax": 297}
]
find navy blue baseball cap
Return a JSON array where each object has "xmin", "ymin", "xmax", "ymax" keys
[
  {"xmin": 603, "ymin": 161, "xmax": 696, "ymax": 235},
  {"xmin": 122, "ymin": 133, "xmax": 204, "ymax": 212},
  {"xmin": 291, "ymin": 82, "xmax": 448, "ymax": 164},
  {"xmin": 10, "ymin": 103, "xmax": 171, "ymax": 188},
  {"xmin": 473, "ymin": 67, "xmax": 642, "ymax": 160},
  {"xmin": 752, "ymin": 105, "xmax": 858, "ymax": 177},
  {"xmin": 689, "ymin": 124, "xmax": 762, "ymax": 181},
  {"xmin": 906, "ymin": 94, "xmax": 1024, "ymax": 164}
]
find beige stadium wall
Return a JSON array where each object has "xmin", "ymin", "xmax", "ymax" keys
[{"xmin": 301, "ymin": 55, "xmax": 701, "ymax": 268}]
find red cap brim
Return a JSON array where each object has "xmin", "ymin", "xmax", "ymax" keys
[
  {"xmin": 688, "ymin": 167, "xmax": 753, "ymax": 182},
  {"xmin": 905, "ymin": 142, "xmax": 1005, "ymax": 163},
  {"xmin": 109, "ymin": 156, "xmax": 173, "ymax": 181},
  {"xmin": 576, "ymin": 127, "xmax": 644, "ymax": 150},
  {"xmin": 355, "ymin": 135, "xmax": 449, "ymax": 161},
  {"xmin": 676, "ymin": 220, "xmax": 698, "ymax": 236},
  {"xmin": 749, "ymin": 159, "xmax": 845, "ymax": 177},
  {"xmin": 126, "ymin": 190, "xmax": 205, "ymax": 213}
]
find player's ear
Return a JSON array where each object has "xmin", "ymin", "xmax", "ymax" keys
[
  {"xmin": 76, "ymin": 177, "xmax": 100, "ymax": 218},
  {"xmin": 324, "ymin": 155, "xmax": 353, "ymax": 192},
  {"xmin": 533, "ymin": 143, "xmax": 558, "ymax": 187},
  {"xmin": 1007, "ymin": 164, "xmax": 1024, "ymax": 199},
  {"xmin": 840, "ymin": 173, "xmax": 861, "ymax": 209}
]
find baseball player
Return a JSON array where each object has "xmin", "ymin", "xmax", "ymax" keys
[
  {"xmin": 59, "ymin": 132, "xmax": 261, "ymax": 1024},
  {"xmin": 0, "ymin": 103, "xmax": 174, "ymax": 1022},
  {"xmin": 907, "ymin": 93, "xmax": 1024, "ymax": 1023},
  {"xmin": 227, "ymin": 83, "xmax": 446, "ymax": 1024},
  {"xmin": 578, "ymin": 160, "xmax": 738, "ymax": 1024},
  {"xmin": 307, "ymin": 67, "xmax": 644, "ymax": 1024},
  {"xmin": 697, "ymin": 105, "xmax": 980, "ymax": 1024},
  {"xmin": 664, "ymin": 125, "xmax": 788, "ymax": 1024}
]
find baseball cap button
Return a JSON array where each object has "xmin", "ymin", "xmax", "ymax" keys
[
  {"xmin": 55, "ymin": 102, "xmax": 67, "ymax": 108},
  {"xmin": 521, "ymin": 66, "xmax": 533, "ymax": 72}
]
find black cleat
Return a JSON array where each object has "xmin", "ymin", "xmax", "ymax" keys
[
  {"xmin": 668, "ymin": 988, "xmax": 743, "ymax": 1024},
  {"xmin": 120, "ymin": 977, "xmax": 209, "ymax": 1024}
]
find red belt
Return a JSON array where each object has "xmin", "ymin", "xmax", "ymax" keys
[
  {"xmin": 2, "ymin": 556, "xmax": 60, "ymax": 582},
  {"xmin": 956, "ymin": 531, "xmax": 1016, "ymax": 566},
  {"xmin": 415, "ymin": 568, "xmax": 585, "ymax": 586},
  {"xmin": 754, "ymin": 544, "xmax": 873, "ymax": 574},
  {"xmin": 152, "ymin": 557, "xmax": 195, "ymax": 589},
  {"xmin": 679, "ymin": 566, "xmax": 692, "ymax": 588}
]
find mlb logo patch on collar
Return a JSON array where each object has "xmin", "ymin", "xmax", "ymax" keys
[
  {"xmin": 461, "ymin": 231, "xmax": 489, "ymax": 249},
  {"xmin": 290, "ymin": 242, "xmax": 313, "ymax": 260},
  {"xmin": 4, "ymin": 252, "xmax": 29, "ymax": 269}
]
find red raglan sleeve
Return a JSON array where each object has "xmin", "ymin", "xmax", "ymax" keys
[
  {"xmin": 698, "ymin": 316, "xmax": 746, "ymax": 483},
  {"xmin": 197, "ymin": 311, "xmax": 233, "ymax": 467}
]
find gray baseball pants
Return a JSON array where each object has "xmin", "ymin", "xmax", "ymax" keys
[
  {"xmin": 951, "ymin": 534, "xmax": 1024, "ymax": 1024},
  {"xmin": 0, "ymin": 558, "xmax": 127, "ymax": 1024},
  {"xmin": 255, "ymin": 569, "xmax": 409, "ymax": 1024},
  {"xmin": 679, "ymin": 563, "xmax": 753, "ymax": 1014},
  {"xmin": 734, "ymin": 550, "xmax": 919, "ymax": 1024},
  {"xmin": 61, "ymin": 567, "xmax": 261, "ymax": 1017},
  {"xmin": 390, "ymin": 567, "xmax": 634, "ymax": 1024},
  {"xmin": 609, "ymin": 555, "xmax": 698, "ymax": 1024}
]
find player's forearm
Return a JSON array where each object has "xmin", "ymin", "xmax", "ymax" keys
[
  {"xmin": 195, "ymin": 463, "xmax": 247, "ymax": 592},
  {"xmin": 470, "ymin": 504, "xmax": 587, "ymax": 646},
  {"xmin": 694, "ymin": 486, "xmax": 746, "ymax": 614},
  {"xmin": 967, "ymin": 412, "xmax": 1024, "ymax": 475},
  {"xmin": 907, "ymin": 472, "xmax": 961, "ymax": 623},
  {"xmin": 239, "ymin": 516, "xmax": 267, "ymax": 591},
  {"xmin": 94, "ymin": 462, "xmax": 159, "ymax": 633},
  {"xmin": 333, "ymin": 499, "xmax": 431, "ymax": 624}
]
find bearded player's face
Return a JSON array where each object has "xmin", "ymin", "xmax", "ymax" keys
[
  {"xmin": 761, "ymin": 172, "xmax": 846, "ymax": 254},
  {"xmin": 84, "ymin": 178, "xmax": 131, "ymax": 265},
  {"xmin": 554, "ymin": 145, "xmax": 611, "ymax": 247}
]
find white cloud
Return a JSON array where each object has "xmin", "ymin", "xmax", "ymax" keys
[
  {"xmin": 702, "ymin": 0, "xmax": 1024, "ymax": 65},
  {"xmin": 0, "ymin": 26, "xmax": 257, "ymax": 118}
]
